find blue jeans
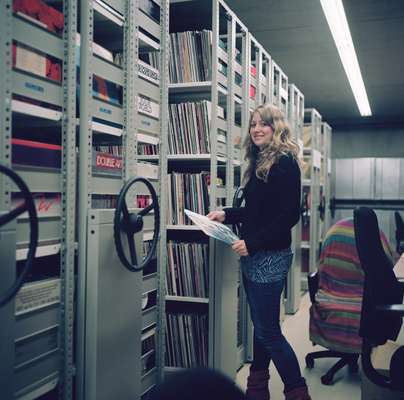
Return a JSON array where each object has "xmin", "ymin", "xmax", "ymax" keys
[{"xmin": 243, "ymin": 274, "xmax": 306, "ymax": 392}]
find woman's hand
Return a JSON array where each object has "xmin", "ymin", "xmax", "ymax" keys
[
  {"xmin": 207, "ymin": 210, "xmax": 225, "ymax": 223},
  {"xmin": 232, "ymin": 240, "xmax": 249, "ymax": 256}
]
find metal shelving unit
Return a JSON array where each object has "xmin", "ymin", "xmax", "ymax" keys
[
  {"xmin": 301, "ymin": 108, "xmax": 322, "ymax": 289},
  {"xmin": 271, "ymin": 59, "xmax": 289, "ymax": 117},
  {"xmin": 0, "ymin": 1, "xmax": 77, "ymax": 399},
  {"xmin": 320, "ymin": 122, "xmax": 332, "ymax": 241},
  {"xmin": 285, "ymin": 84, "xmax": 304, "ymax": 314},
  {"xmin": 165, "ymin": 0, "xmax": 247, "ymax": 380},
  {"xmin": 76, "ymin": 1, "xmax": 169, "ymax": 399}
]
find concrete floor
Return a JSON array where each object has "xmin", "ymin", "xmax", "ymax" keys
[{"xmin": 236, "ymin": 293, "xmax": 362, "ymax": 400}]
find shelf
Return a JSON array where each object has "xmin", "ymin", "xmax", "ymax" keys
[
  {"xmin": 141, "ymin": 367, "xmax": 157, "ymax": 396},
  {"xmin": 142, "ymin": 306, "xmax": 157, "ymax": 330},
  {"xmin": 143, "ymin": 273, "xmax": 157, "ymax": 294},
  {"xmin": 138, "ymin": 78, "xmax": 160, "ymax": 103},
  {"xmin": 12, "ymin": 167, "xmax": 61, "ymax": 193},
  {"xmin": 91, "ymin": 120, "xmax": 123, "ymax": 136},
  {"xmin": 13, "ymin": 15, "xmax": 63, "ymax": 60},
  {"xmin": 138, "ymin": 155, "xmax": 159, "ymax": 162},
  {"xmin": 93, "ymin": 0, "xmax": 124, "ymax": 27},
  {"xmin": 139, "ymin": 31, "xmax": 160, "ymax": 51},
  {"xmin": 167, "ymin": 225, "xmax": 202, "ymax": 231},
  {"xmin": 139, "ymin": 114, "xmax": 160, "ymax": 136},
  {"xmin": 92, "ymin": 98, "xmax": 123, "ymax": 126},
  {"xmin": 138, "ymin": 133, "xmax": 159, "ymax": 145},
  {"xmin": 17, "ymin": 217, "xmax": 61, "ymax": 246},
  {"xmin": 14, "ymin": 371, "xmax": 59, "ymax": 400},
  {"xmin": 12, "ymin": 70, "xmax": 62, "ymax": 107},
  {"xmin": 169, "ymin": 81, "xmax": 212, "ymax": 94},
  {"xmin": 165, "ymin": 295, "xmax": 209, "ymax": 304},
  {"xmin": 12, "ymin": 100, "xmax": 62, "ymax": 122},
  {"xmin": 16, "ymin": 241, "xmax": 60, "ymax": 261},
  {"xmin": 139, "ymin": 11, "xmax": 160, "ymax": 42},
  {"xmin": 92, "ymin": 55, "xmax": 124, "ymax": 86}
]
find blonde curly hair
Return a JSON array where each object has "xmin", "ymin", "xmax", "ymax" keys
[{"xmin": 243, "ymin": 103, "xmax": 301, "ymax": 183}]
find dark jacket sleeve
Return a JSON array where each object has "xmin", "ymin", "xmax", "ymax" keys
[
  {"xmin": 223, "ymin": 207, "xmax": 246, "ymax": 225},
  {"xmin": 244, "ymin": 156, "xmax": 301, "ymax": 255}
]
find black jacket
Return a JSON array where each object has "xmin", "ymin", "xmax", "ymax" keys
[{"xmin": 224, "ymin": 154, "xmax": 301, "ymax": 255}]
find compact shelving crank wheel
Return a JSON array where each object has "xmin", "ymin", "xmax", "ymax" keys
[
  {"xmin": 0, "ymin": 164, "xmax": 38, "ymax": 307},
  {"xmin": 114, "ymin": 177, "xmax": 160, "ymax": 272},
  {"xmin": 232, "ymin": 186, "xmax": 245, "ymax": 236}
]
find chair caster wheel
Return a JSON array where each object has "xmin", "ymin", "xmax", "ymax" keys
[
  {"xmin": 321, "ymin": 374, "xmax": 333, "ymax": 385},
  {"xmin": 305, "ymin": 355, "xmax": 314, "ymax": 369}
]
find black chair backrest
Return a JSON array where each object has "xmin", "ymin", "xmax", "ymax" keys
[
  {"xmin": 394, "ymin": 211, "xmax": 404, "ymax": 254},
  {"xmin": 353, "ymin": 207, "xmax": 403, "ymax": 345}
]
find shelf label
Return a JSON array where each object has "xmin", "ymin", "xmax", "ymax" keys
[
  {"xmin": 99, "ymin": 106, "xmax": 112, "ymax": 115},
  {"xmin": 138, "ymin": 96, "xmax": 159, "ymax": 119},
  {"xmin": 15, "ymin": 279, "xmax": 61, "ymax": 316},
  {"xmin": 313, "ymin": 149, "xmax": 321, "ymax": 169},
  {"xmin": 138, "ymin": 60, "xmax": 159, "ymax": 85},
  {"xmin": 16, "ymin": 45, "xmax": 47, "ymax": 78}
]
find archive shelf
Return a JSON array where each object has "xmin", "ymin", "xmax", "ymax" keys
[
  {"xmin": 163, "ymin": 0, "xmax": 247, "ymax": 378},
  {"xmin": 75, "ymin": 0, "xmax": 169, "ymax": 399},
  {"xmin": 246, "ymin": 33, "xmax": 272, "ymax": 112},
  {"xmin": 283, "ymin": 83, "xmax": 305, "ymax": 315},
  {"xmin": 271, "ymin": 60, "xmax": 289, "ymax": 116},
  {"xmin": 301, "ymin": 108, "xmax": 323, "ymax": 287},
  {"xmin": 1, "ymin": 0, "xmax": 77, "ymax": 398},
  {"xmin": 320, "ymin": 122, "xmax": 332, "ymax": 242}
]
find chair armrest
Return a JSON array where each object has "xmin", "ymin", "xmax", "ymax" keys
[
  {"xmin": 308, "ymin": 271, "xmax": 319, "ymax": 304},
  {"xmin": 376, "ymin": 304, "xmax": 404, "ymax": 317}
]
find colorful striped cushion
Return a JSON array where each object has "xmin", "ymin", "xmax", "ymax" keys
[{"xmin": 309, "ymin": 218, "xmax": 394, "ymax": 353}]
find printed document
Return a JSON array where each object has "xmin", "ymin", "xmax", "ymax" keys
[{"xmin": 184, "ymin": 209, "xmax": 239, "ymax": 245}]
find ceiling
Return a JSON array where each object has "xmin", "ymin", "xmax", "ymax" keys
[{"xmin": 225, "ymin": 0, "xmax": 404, "ymax": 127}]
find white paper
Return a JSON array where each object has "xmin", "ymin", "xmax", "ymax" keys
[{"xmin": 184, "ymin": 209, "xmax": 239, "ymax": 245}]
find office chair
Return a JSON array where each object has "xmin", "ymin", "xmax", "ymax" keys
[
  {"xmin": 394, "ymin": 211, "xmax": 404, "ymax": 255},
  {"xmin": 306, "ymin": 218, "xmax": 362, "ymax": 384},
  {"xmin": 354, "ymin": 207, "xmax": 404, "ymax": 392}
]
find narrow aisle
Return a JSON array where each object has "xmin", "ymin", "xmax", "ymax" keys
[{"xmin": 236, "ymin": 293, "xmax": 361, "ymax": 400}]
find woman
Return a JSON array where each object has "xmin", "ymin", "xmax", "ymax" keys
[{"xmin": 208, "ymin": 104, "xmax": 311, "ymax": 400}]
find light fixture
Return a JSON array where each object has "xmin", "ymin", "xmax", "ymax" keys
[{"xmin": 320, "ymin": 0, "xmax": 372, "ymax": 117}]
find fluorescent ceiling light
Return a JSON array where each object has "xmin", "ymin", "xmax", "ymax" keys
[{"xmin": 320, "ymin": 0, "xmax": 372, "ymax": 117}]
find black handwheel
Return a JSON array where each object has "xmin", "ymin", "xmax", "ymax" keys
[
  {"xmin": 232, "ymin": 186, "xmax": 244, "ymax": 236},
  {"xmin": 321, "ymin": 373, "xmax": 333, "ymax": 385},
  {"xmin": 114, "ymin": 176, "xmax": 160, "ymax": 272},
  {"xmin": 0, "ymin": 164, "xmax": 38, "ymax": 307}
]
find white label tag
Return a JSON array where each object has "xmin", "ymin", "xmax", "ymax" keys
[
  {"xmin": 138, "ymin": 96, "xmax": 160, "ymax": 119},
  {"xmin": 16, "ymin": 46, "xmax": 47, "ymax": 78},
  {"xmin": 15, "ymin": 279, "xmax": 61, "ymax": 315},
  {"xmin": 138, "ymin": 60, "xmax": 160, "ymax": 85},
  {"xmin": 313, "ymin": 149, "xmax": 322, "ymax": 169}
]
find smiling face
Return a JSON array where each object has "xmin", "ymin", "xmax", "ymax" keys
[{"xmin": 249, "ymin": 112, "xmax": 274, "ymax": 148}]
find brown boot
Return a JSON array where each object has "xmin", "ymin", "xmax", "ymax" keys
[
  {"xmin": 245, "ymin": 368, "xmax": 270, "ymax": 400},
  {"xmin": 284, "ymin": 385, "xmax": 311, "ymax": 400}
]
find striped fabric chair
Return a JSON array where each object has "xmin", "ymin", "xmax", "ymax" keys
[{"xmin": 306, "ymin": 218, "xmax": 394, "ymax": 385}]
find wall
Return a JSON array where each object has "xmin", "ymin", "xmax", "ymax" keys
[
  {"xmin": 331, "ymin": 125, "xmax": 404, "ymax": 159},
  {"xmin": 330, "ymin": 125, "xmax": 404, "ymax": 249}
]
